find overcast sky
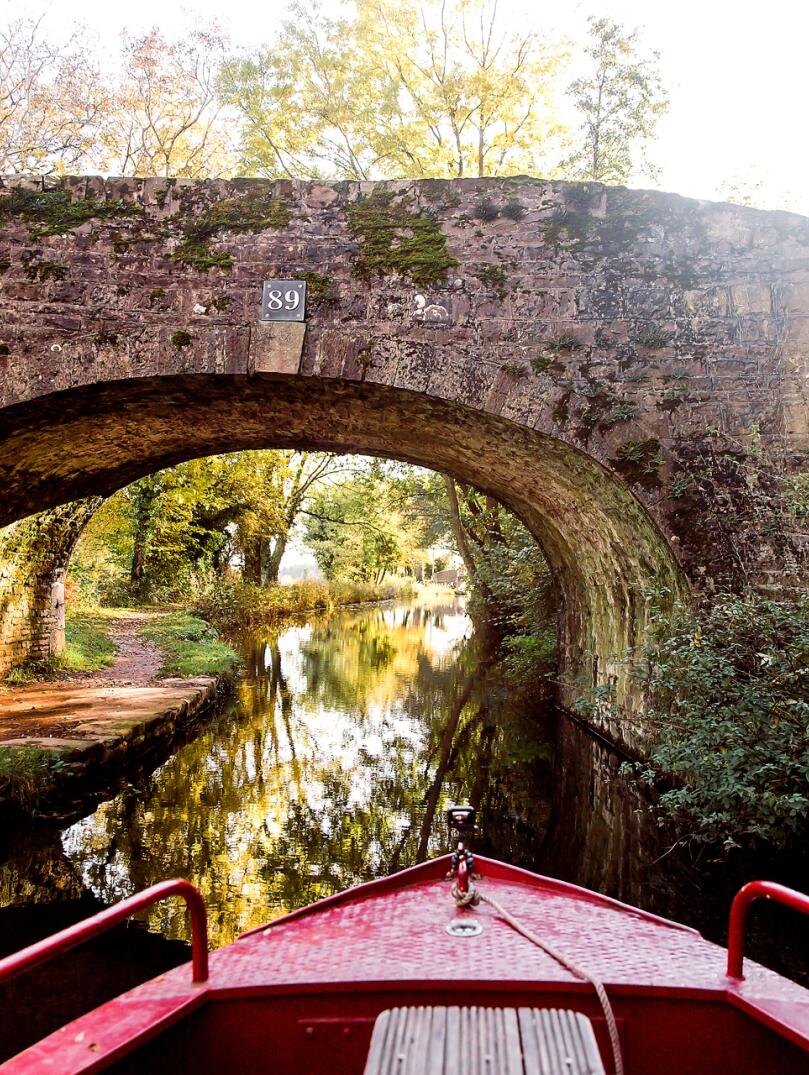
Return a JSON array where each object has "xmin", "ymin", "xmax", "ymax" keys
[{"xmin": 4, "ymin": 0, "xmax": 808, "ymax": 214}]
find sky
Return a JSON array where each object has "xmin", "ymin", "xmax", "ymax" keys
[{"xmin": 3, "ymin": 0, "xmax": 808, "ymax": 214}]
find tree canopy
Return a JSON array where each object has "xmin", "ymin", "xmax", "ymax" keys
[{"xmin": 0, "ymin": 4, "xmax": 667, "ymax": 186}]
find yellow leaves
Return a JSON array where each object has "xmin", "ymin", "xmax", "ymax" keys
[
  {"xmin": 351, "ymin": 0, "xmax": 569, "ymax": 178},
  {"xmin": 0, "ymin": 17, "xmax": 108, "ymax": 174},
  {"xmin": 100, "ymin": 27, "xmax": 238, "ymax": 179}
]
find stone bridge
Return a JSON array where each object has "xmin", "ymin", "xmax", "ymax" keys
[{"xmin": 0, "ymin": 174, "xmax": 806, "ymax": 747}]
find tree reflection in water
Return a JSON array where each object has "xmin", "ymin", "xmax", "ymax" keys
[{"xmin": 0, "ymin": 599, "xmax": 555, "ymax": 947}]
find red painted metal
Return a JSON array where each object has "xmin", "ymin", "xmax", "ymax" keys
[
  {"xmin": 727, "ymin": 880, "xmax": 809, "ymax": 980},
  {"xmin": 0, "ymin": 878, "xmax": 208, "ymax": 987},
  {"xmin": 457, "ymin": 855, "xmax": 469, "ymax": 894},
  {"xmin": 2, "ymin": 860, "xmax": 809, "ymax": 1075}
]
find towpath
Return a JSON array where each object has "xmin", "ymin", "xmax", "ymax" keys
[{"xmin": 0, "ymin": 612, "xmax": 172, "ymax": 743}]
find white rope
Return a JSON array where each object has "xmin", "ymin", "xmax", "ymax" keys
[{"xmin": 453, "ymin": 884, "xmax": 625, "ymax": 1075}]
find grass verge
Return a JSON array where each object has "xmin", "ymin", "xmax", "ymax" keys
[
  {"xmin": 4, "ymin": 610, "xmax": 118, "ymax": 683},
  {"xmin": 63, "ymin": 611, "xmax": 119, "ymax": 672},
  {"xmin": 139, "ymin": 612, "xmax": 240, "ymax": 678}
]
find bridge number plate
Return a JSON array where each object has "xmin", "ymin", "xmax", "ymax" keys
[{"xmin": 261, "ymin": 280, "xmax": 307, "ymax": 322}]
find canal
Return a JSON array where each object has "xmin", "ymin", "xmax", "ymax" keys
[{"xmin": 0, "ymin": 596, "xmax": 805, "ymax": 1057}]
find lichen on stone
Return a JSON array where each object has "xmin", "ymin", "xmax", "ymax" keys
[
  {"xmin": 172, "ymin": 193, "xmax": 292, "ymax": 273},
  {"xmin": 171, "ymin": 330, "xmax": 193, "ymax": 349},
  {"xmin": 0, "ymin": 187, "xmax": 142, "ymax": 237},
  {"xmin": 348, "ymin": 191, "xmax": 458, "ymax": 287}
]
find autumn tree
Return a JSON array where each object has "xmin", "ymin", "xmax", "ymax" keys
[
  {"xmin": 563, "ymin": 16, "xmax": 668, "ymax": 184},
  {"xmin": 102, "ymin": 27, "xmax": 236, "ymax": 178},
  {"xmin": 0, "ymin": 16, "xmax": 106, "ymax": 174},
  {"xmin": 73, "ymin": 453, "xmax": 289, "ymax": 601},
  {"xmin": 218, "ymin": 6, "xmax": 382, "ymax": 179},
  {"xmin": 356, "ymin": 0, "xmax": 567, "ymax": 179},
  {"xmin": 219, "ymin": 0, "xmax": 568, "ymax": 180}
]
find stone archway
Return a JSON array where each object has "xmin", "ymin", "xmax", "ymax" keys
[{"xmin": 0, "ymin": 173, "xmax": 806, "ymax": 746}]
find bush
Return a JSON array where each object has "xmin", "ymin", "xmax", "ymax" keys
[
  {"xmin": 197, "ymin": 578, "xmax": 414, "ymax": 634},
  {"xmin": 633, "ymin": 593, "xmax": 809, "ymax": 851}
]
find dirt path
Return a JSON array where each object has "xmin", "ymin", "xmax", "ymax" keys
[
  {"xmin": 83, "ymin": 611, "xmax": 164, "ymax": 686},
  {"xmin": 0, "ymin": 612, "xmax": 171, "ymax": 742}
]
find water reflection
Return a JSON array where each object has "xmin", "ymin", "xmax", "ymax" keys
[
  {"xmin": 0, "ymin": 599, "xmax": 554, "ymax": 947},
  {"xmin": 0, "ymin": 597, "xmax": 804, "ymax": 987}
]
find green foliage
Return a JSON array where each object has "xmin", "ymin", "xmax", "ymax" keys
[
  {"xmin": 348, "ymin": 191, "xmax": 458, "ymax": 286},
  {"xmin": 530, "ymin": 355, "xmax": 554, "ymax": 374},
  {"xmin": 784, "ymin": 472, "xmax": 809, "ymax": 517},
  {"xmin": 301, "ymin": 271, "xmax": 338, "ymax": 305},
  {"xmin": 636, "ymin": 594, "xmax": 809, "ymax": 852},
  {"xmin": 139, "ymin": 612, "xmax": 239, "ymax": 677},
  {"xmin": 4, "ymin": 659, "xmax": 63, "ymax": 685},
  {"xmin": 70, "ymin": 452, "xmax": 290, "ymax": 604},
  {"xmin": 563, "ymin": 16, "xmax": 668, "ymax": 183},
  {"xmin": 0, "ymin": 746, "xmax": 63, "ymax": 808},
  {"xmin": 171, "ymin": 330, "xmax": 193, "ymax": 348},
  {"xmin": 22, "ymin": 258, "xmax": 67, "ymax": 281},
  {"xmin": 172, "ymin": 194, "xmax": 291, "ymax": 270},
  {"xmin": 632, "ymin": 325, "xmax": 670, "ymax": 349},
  {"xmin": 303, "ymin": 462, "xmax": 429, "ymax": 583},
  {"xmin": 501, "ymin": 199, "xmax": 527, "ymax": 221},
  {"xmin": 172, "ymin": 242, "xmax": 233, "ymax": 271},
  {"xmin": 473, "ymin": 198, "xmax": 500, "ymax": 221},
  {"xmin": 442, "ymin": 478, "xmax": 558, "ymax": 697},
  {"xmin": 475, "ymin": 264, "xmax": 508, "ymax": 295},
  {"xmin": 502, "ymin": 630, "xmax": 557, "ymax": 694},
  {"xmin": 600, "ymin": 400, "xmax": 638, "ymax": 428},
  {"xmin": 612, "ymin": 437, "xmax": 663, "ymax": 489},
  {"xmin": 541, "ymin": 333, "xmax": 582, "ymax": 354}
]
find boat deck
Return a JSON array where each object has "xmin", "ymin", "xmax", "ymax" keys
[{"xmin": 2, "ymin": 856, "xmax": 808, "ymax": 1074}]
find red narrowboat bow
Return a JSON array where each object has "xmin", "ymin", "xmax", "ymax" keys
[{"xmin": 0, "ymin": 855, "xmax": 808, "ymax": 1074}]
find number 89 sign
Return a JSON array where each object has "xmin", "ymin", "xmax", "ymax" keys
[{"xmin": 260, "ymin": 280, "xmax": 307, "ymax": 322}]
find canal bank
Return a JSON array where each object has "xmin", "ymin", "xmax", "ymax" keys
[
  {"xmin": 0, "ymin": 609, "xmax": 239, "ymax": 821},
  {"xmin": 0, "ymin": 675, "xmax": 233, "ymax": 822}
]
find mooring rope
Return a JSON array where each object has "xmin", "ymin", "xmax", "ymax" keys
[{"xmin": 452, "ymin": 883, "xmax": 625, "ymax": 1075}]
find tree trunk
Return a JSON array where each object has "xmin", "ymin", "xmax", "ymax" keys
[
  {"xmin": 265, "ymin": 533, "xmax": 287, "ymax": 583},
  {"xmin": 130, "ymin": 481, "xmax": 159, "ymax": 591},
  {"xmin": 242, "ymin": 539, "xmax": 262, "ymax": 585},
  {"xmin": 442, "ymin": 475, "xmax": 477, "ymax": 579}
]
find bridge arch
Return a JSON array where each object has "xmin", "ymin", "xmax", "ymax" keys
[
  {"xmin": 1, "ymin": 173, "xmax": 806, "ymax": 746},
  {"xmin": 0, "ymin": 371, "xmax": 684, "ymax": 745}
]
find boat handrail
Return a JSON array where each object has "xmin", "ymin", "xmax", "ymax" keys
[
  {"xmin": 727, "ymin": 880, "xmax": 809, "ymax": 980},
  {"xmin": 0, "ymin": 878, "xmax": 209, "ymax": 986}
]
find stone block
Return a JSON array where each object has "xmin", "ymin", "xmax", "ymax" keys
[
  {"xmin": 730, "ymin": 282, "xmax": 772, "ymax": 316},
  {"xmin": 249, "ymin": 321, "xmax": 306, "ymax": 375}
]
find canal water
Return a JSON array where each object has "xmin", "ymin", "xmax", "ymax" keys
[
  {"xmin": 0, "ymin": 597, "xmax": 557, "ymax": 948},
  {"xmin": 0, "ymin": 596, "xmax": 805, "ymax": 1057}
]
